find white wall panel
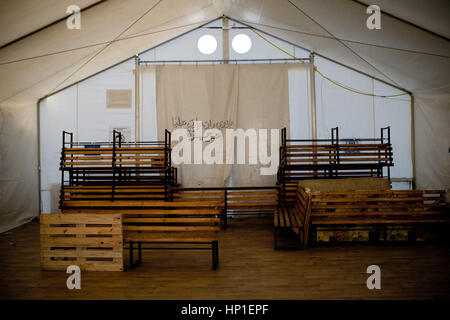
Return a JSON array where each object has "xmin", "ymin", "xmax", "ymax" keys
[{"xmin": 39, "ymin": 86, "xmax": 77, "ymax": 213}]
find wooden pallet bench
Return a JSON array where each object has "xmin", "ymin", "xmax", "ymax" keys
[
  {"xmin": 302, "ymin": 189, "xmax": 449, "ymax": 244},
  {"xmin": 40, "ymin": 213, "xmax": 123, "ymax": 271}
]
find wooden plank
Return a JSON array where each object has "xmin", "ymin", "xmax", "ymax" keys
[
  {"xmin": 40, "ymin": 260, "xmax": 123, "ymax": 272},
  {"xmin": 123, "ymin": 226, "xmax": 220, "ymax": 232},
  {"xmin": 40, "ymin": 214, "xmax": 121, "ymax": 224},
  {"xmin": 63, "ymin": 209, "xmax": 221, "ymax": 215},
  {"xmin": 40, "ymin": 226, "xmax": 122, "ymax": 235},
  {"xmin": 40, "ymin": 237, "xmax": 123, "ymax": 248},
  {"xmin": 62, "ymin": 200, "xmax": 223, "ymax": 208},
  {"xmin": 41, "ymin": 250, "xmax": 123, "ymax": 258},
  {"xmin": 311, "ymin": 210, "xmax": 447, "ymax": 217},
  {"xmin": 274, "ymin": 209, "xmax": 279, "ymax": 227},
  {"xmin": 311, "ymin": 218, "xmax": 450, "ymax": 225},
  {"xmin": 124, "ymin": 218, "xmax": 220, "ymax": 223}
]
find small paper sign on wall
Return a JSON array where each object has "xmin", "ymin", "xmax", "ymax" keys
[{"xmin": 106, "ymin": 89, "xmax": 132, "ymax": 109}]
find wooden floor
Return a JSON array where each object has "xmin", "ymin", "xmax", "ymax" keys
[{"xmin": 0, "ymin": 217, "xmax": 449, "ymax": 299}]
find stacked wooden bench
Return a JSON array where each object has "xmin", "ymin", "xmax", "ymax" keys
[
  {"xmin": 59, "ymin": 130, "xmax": 176, "ymax": 204},
  {"xmin": 278, "ymin": 127, "xmax": 393, "ymax": 202},
  {"xmin": 276, "ymin": 182, "xmax": 449, "ymax": 247}
]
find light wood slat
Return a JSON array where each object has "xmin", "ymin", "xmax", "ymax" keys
[
  {"xmin": 66, "ymin": 195, "xmax": 166, "ymax": 199},
  {"xmin": 41, "ymin": 250, "xmax": 123, "ymax": 258},
  {"xmin": 40, "ymin": 237, "xmax": 123, "ymax": 247},
  {"xmin": 288, "ymin": 158, "xmax": 391, "ymax": 163},
  {"xmin": 64, "ymin": 185, "xmax": 165, "ymax": 189},
  {"xmin": 311, "ymin": 210, "xmax": 447, "ymax": 217},
  {"xmin": 115, "ymin": 161, "xmax": 164, "ymax": 165},
  {"xmin": 40, "ymin": 214, "xmax": 122, "ymax": 224},
  {"xmin": 284, "ymin": 208, "xmax": 291, "ymax": 227},
  {"xmin": 63, "ymin": 209, "xmax": 220, "ymax": 215},
  {"xmin": 311, "ymin": 218, "xmax": 449, "ymax": 225},
  {"xmin": 62, "ymin": 200, "xmax": 223, "ymax": 207},
  {"xmin": 274, "ymin": 209, "xmax": 279, "ymax": 227},
  {"xmin": 286, "ymin": 152, "xmax": 391, "ymax": 157},
  {"xmin": 40, "ymin": 260, "xmax": 123, "ymax": 272},
  {"xmin": 40, "ymin": 226, "xmax": 122, "ymax": 235},
  {"xmin": 64, "ymin": 147, "xmax": 166, "ymax": 152},
  {"xmin": 64, "ymin": 150, "xmax": 165, "ymax": 155},
  {"xmin": 123, "ymin": 226, "xmax": 220, "ymax": 232},
  {"xmin": 124, "ymin": 236, "xmax": 217, "ymax": 243},
  {"xmin": 312, "ymin": 204, "xmax": 445, "ymax": 210},
  {"xmin": 311, "ymin": 197, "xmax": 436, "ymax": 203},
  {"xmin": 123, "ymin": 218, "xmax": 220, "ymax": 223},
  {"xmin": 64, "ymin": 189, "xmax": 165, "ymax": 193}
]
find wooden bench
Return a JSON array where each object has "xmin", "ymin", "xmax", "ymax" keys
[
  {"xmin": 273, "ymin": 186, "xmax": 311, "ymax": 249},
  {"xmin": 59, "ymin": 130, "xmax": 176, "ymax": 205},
  {"xmin": 123, "ymin": 208, "xmax": 221, "ymax": 269},
  {"xmin": 278, "ymin": 127, "xmax": 393, "ymax": 201},
  {"xmin": 172, "ymin": 187, "xmax": 280, "ymax": 227},
  {"xmin": 302, "ymin": 189, "xmax": 449, "ymax": 244},
  {"xmin": 62, "ymin": 200, "xmax": 222, "ymax": 269}
]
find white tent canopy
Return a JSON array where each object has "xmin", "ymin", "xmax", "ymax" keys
[{"xmin": 0, "ymin": 0, "xmax": 449, "ymax": 231}]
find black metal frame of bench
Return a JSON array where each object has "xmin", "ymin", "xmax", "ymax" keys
[
  {"xmin": 126, "ymin": 240, "xmax": 219, "ymax": 270},
  {"xmin": 60, "ymin": 129, "xmax": 177, "ymax": 207},
  {"xmin": 278, "ymin": 126, "xmax": 393, "ymax": 202}
]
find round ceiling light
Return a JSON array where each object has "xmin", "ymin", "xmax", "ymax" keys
[
  {"xmin": 232, "ymin": 33, "xmax": 252, "ymax": 54},
  {"xmin": 197, "ymin": 34, "xmax": 217, "ymax": 55}
]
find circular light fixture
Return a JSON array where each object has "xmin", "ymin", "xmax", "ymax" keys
[
  {"xmin": 197, "ymin": 34, "xmax": 217, "ymax": 55},
  {"xmin": 232, "ymin": 34, "xmax": 252, "ymax": 54}
]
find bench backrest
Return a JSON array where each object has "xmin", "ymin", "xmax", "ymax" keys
[{"xmin": 309, "ymin": 190, "xmax": 447, "ymax": 218}]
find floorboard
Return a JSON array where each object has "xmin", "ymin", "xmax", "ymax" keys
[{"xmin": 0, "ymin": 217, "xmax": 449, "ymax": 299}]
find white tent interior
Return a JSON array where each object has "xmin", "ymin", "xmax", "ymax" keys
[{"xmin": 0, "ymin": 0, "xmax": 448, "ymax": 233}]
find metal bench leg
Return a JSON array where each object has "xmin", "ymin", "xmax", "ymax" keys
[
  {"xmin": 138, "ymin": 241, "xmax": 142, "ymax": 264},
  {"xmin": 274, "ymin": 228, "xmax": 278, "ymax": 249},
  {"xmin": 212, "ymin": 241, "xmax": 219, "ymax": 270},
  {"xmin": 129, "ymin": 241, "xmax": 141, "ymax": 270},
  {"xmin": 298, "ymin": 228, "xmax": 304, "ymax": 250},
  {"xmin": 129, "ymin": 241, "xmax": 134, "ymax": 269}
]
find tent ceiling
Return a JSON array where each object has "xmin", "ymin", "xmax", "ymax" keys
[
  {"xmin": 358, "ymin": 0, "xmax": 450, "ymax": 39},
  {"xmin": 224, "ymin": 0, "xmax": 450, "ymax": 95},
  {"xmin": 0, "ymin": 0, "xmax": 101, "ymax": 47},
  {"xmin": 0, "ymin": 0, "xmax": 449, "ymax": 106}
]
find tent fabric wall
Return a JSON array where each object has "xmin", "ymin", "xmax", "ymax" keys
[
  {"xmin": 230, "ymin": 63, "xmax": 291, "ymax": 186},
  {"xmin": 155, "ymin": 64, "xmax": 238, "ymax": 187},
  {"xmin": 39, "ymin": 60, "xmax": 136, "ymax": 213},
  {"xmin": 315, "ymin": 57, "xmax": 413, "ymax": 182},
  {"xmin": 0, "ymin": 103, "xmax": 39, "ymax": 233},
  {"xmin": 414, "ymin": 94, "xmax": 450, "ymax": 196},
  {"xmin": 1, "ymin": 1, "xmax": 449, "ymax": 232},
  {"xmin": 154, "ymin": 63, "xmax": 291, "ymax": 186}
]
